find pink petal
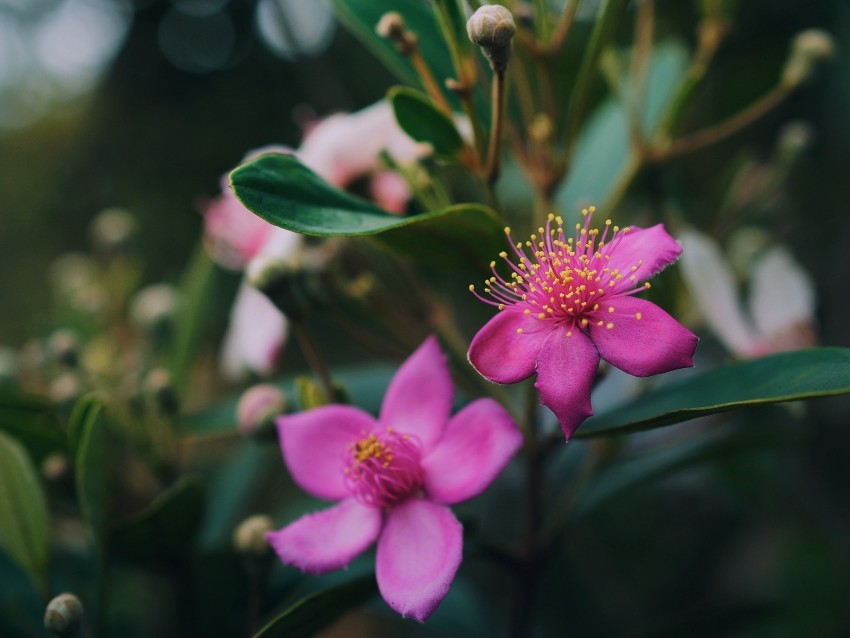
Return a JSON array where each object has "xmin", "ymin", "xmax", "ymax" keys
[
  {"xmin": 606, "ymin": 224, "xmax": 682, "ymax": 289},
  {"xmin": 376, "ymin": 498, "xmax": 463, "ymax": 621},
  {"xmin": 535, "ymin": 329, "xmax": 599, "ymax": 440},
  {"xmin": 588, "ymin": 296, "xmax": 698, "ymax": 377},
  {"xmin": 379, "ymin": 336, "xmax": 453, "ymax": 452},
  {"xmin": 267, "ymin": 498, "xmax": 382, "ymax": 574},
  {"xmin": 421, "ymin": 398, "xmax": 522, "ymax": 504},
  {"xmin": 220, "ymin": 281, "xmax": 287, "ymax": 381},
  {"xmin": 370, "ymin": 171, "xmax": 410, "ymax": 214},
  {"xmin": 278, "ymin": 405, "xmax": 377, "ymax": 500},
  {"xmin": 468, "ymin": 310, "xmax": 550, "ymax": 384}
]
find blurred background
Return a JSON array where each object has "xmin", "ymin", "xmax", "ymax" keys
[{"xmin": 3, "ymin": 0, "xmax": 850, "ymax": 636}]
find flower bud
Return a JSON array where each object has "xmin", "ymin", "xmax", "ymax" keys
[
  {"xmin": 44, "ymin": 592, "xmax": 83, "ymax": 637},
  {"xmin": 236, "ymin": 384, "xmax": 287, "ymax": 437},
  {"xmin": 233, "ymin": 514, "xmax": 274, "ymax": 556},
  {"xmin": 129, "ymin": 283, "xmax": 182, "ymax": 332},
  {"xmin": 467, "ymin": 4, "xmax": 516, "ymax": 72},
  {"xmin": 90, "ymin": 207, "xmax": 137, "ymax": 253},
  {"xmin": 782, "ymin": 29, "xmax": 835, "ymax": 88},
  {"xmin": 145, "ymin": 368, "xmax": 179, "ymax": 416},
  {"xmin": 47, "ymin": 329, "xmax": 80, "ymax": 369},
  {"xmin": 375, "ymin": 11, "xmax": 417, "ymax": 55}
]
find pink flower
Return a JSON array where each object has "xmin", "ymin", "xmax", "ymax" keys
[
  {"xmin": 678, "ymin": 229, "xmax": 816, "ymax": 358},
  {"xmin": 468, "ymin": 208, "xmax": 698, "ymax": 440},
  {"xmin": 267, "ymin": 337, "xmax": 522, "ymax": 621}
]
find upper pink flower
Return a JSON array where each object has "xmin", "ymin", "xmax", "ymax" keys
[
  {"xmin": 267, "ymin": 336, "xmax": 522, "ymax": 621},
  {"xmin": 468, "ymin": 208, "xmax": 698, "ymax": 440}
]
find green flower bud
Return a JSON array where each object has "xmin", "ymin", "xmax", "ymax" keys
[
  {"xmin": 44, "ymin": 593, "xmax": 83, "ymax": 637},
  {"xmin": 467, "ymin": 4, "xmax": 516, "ymax": 48},
  {"xmin": 236, "ymin": 384, "xmax": 287, "ymax": 437},
  {"xmin": 233, "ymin": 514, "xmax": 275, "ymax": 556},
  {"xmin": 375, "ymin": 11, "xmax": 417, "ymax": 55},
  {"xmin": 782, "ymin": 29, "xmax": 835, "ymax": 88}
]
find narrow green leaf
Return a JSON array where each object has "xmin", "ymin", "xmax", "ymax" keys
[
  {"xmin": 169, "ymin": 244, "xmax": 220, "ymax": 392},
  {"xmin": 389, "ymin": 86, "xmax": 464, "ymax": 158},
  {"xmin": 0, "ymin": 432, "xmax": 50, "ymax": 598},
  {"xmin": 577, "ymin": 348, "xmax": 850, "ymax": 438},
  {"xmin": 252, "ymin": 575, "xmax": 377, "ymax": 638},
  {"xmin": 112, "ymin": 476, "xmax": 206, "ymax": 561},
  {"xmin": 68, "ymin": 392, "xmax": 105, "ymax": 462},
  {"xmin": 328, "ymin": 0, "xmax": 454, "ymax": 87},
  {"xmin": 230, "ymin": 153, "xmax": 505, "ymax": 269},
  {"xmin": 75, "ymin": 398, "xmax": 108, "ymax": 549}
]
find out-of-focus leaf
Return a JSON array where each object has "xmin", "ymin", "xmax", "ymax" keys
[
  {"xmin": 0, "ymin": 392, "xmax": 63, "ymax": 464},
  {"xmin": 68, "ymin": 392, "xmax": 104, "ymax": 462},
  {"xmin": 112, "ymin": 476, "xmax": 206, "ymax": 561},
  {"xmin": 557, "ymin": 40, "xmax": 689, "ymax": 213},
  {"xmin": 328, "ymin": 0, "xmax": 454, "ymax": 88},
  {"xmin": 293, "ymin": 376, "xmax": 328, "ymax": 411},
  {"xmin": 169, "ymin": 244, "xmax": 220, "ymax": 392},
  {"xmin": 0, "ymin": 432, "xmax": 50, "ymax": 598},
  {"xmin": 252, "ymin": 575, "xmax": 377, "ymax": 638},
  {"xmin": 75, "ymin": 398, "xmax": 108, "ymax": 550},
  {"xmin": 389, "ymin": 86, "xmax": 463, "ymax": 158},
  {"xmin": 230, "ymin": 153, "xmax": 504, "ymax": 269},
  {"xmin": 577, "ymin": 348, "xmax": 850, "ymax": 438}
]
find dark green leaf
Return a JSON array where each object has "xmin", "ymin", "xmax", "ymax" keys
[
  {"xmin": 389, "ymin": 86, "xmax": 463, "ymax": 158},
  {"xmin": 252, "ymin": 575, "xmax": 377, "ymax": 638},
  {"xmin": 68, "ymin": 392, "xmax": 105, "ymax": 462},
  {"xmin": 328, "ymin": 0, "xmax": 454, "ymax": 87},
  {"xmin": 0, "ymin": 432, "xmax": 50, "ymax": 598},
  {"xmin": 112, "ymin": 476, "xmax": 206, "ymax": 561},
  {"xmin": 0, "ymin": 392, "xmax": 63, "ymax": 464},
  {"xmin": 578, "ymin": 348, "xmax": 850, "ymax": 438},
  {"xmin": 230, "ymin": 153, "xmax": 505, "ymax": 269}
]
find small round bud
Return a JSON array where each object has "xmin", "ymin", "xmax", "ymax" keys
[
  {"xmin": 49, "ymin": 372, "xmax": 83, "ymax": 406},
  {"xmin": 90, "ymin": 207, "xmax": 137, "ymax": 253},
  {"xmin": 42, "ymin": 453, "xmax": 71, "ymax": 482},
  {"xmin": 44, "ymin": 592, "xmax": 83, "ymax": 637},
  {"xmin": 47, "ymin": 329, "xmax": 80, "ymax": 368},
  {"xmin": 129, "ymin": 284, "xmax": 181, "ymax": 332},
  {"xmin": 233, "ymin": 514, "xmax": 275, "ymax": 556},
  {"xmin": 467, "ymin": 5, "xmax": 517, "ymax": 48},
  {"xmin": 375, "ymin": 11, "xmax": 405, "ymax": 40},
  {"xmin": 237, "ymin": 384, "xmax": 287, "ymax": 437},
  {"xmin": 145, "ymin": 368, "xmax": 179, "ymax": 415},
  {"xmin": 782, "ymin": 29, "xmax": 835, "ymax": 88},
  {"xmin": 776, "ymin": 120, "xmax": 814, "ymax": 157}
]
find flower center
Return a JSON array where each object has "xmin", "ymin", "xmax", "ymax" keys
[
  {"xmin": 469, "ymin": 207, "xmax": 649, "ymax": 334},
  {"xmin": 344, "ymin": 428, "xmax": 423, "ymax": 508}
]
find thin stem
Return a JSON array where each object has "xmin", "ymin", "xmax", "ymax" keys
[
  {"xmin": 291, "ymin": 322, "xmax": 338, "ymax": 403},
  {"xmin": 486, "ymin": 69, "xmax": 508, "ymax": 183},
  {"xmin": 409, "ymin": 50, "xmax": 453, "ymax": 115},
  {"xmin": 647, "ymin": 84, "xmax": 794, "ymax": 162},
  {"xmin": 628, "ymin": 0, "xmax": 654, "ymax": 152}
]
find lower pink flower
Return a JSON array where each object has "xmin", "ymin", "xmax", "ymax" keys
[
  {"xmin": 267, "ymin": 336, "xmax": 522, "ymax": 621},
  {"xmin": 468, "ymin": 208, "xmax": 699, "ymax": 440}
]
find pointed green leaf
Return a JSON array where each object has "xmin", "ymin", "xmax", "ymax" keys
[
  {"xmin": 68, "ymin": 392, "xmax": 105, "ymax": 462},
  {"xmin": 230, "ymin": 153, "xmax": 504, "ymax": 269},
  {"xmin": 577, "ymin": 348, "xmax": 850, "ymax": 438},
  {"xmin": 112, "ymin": 476, "xmax": 206, "ymax": 561},
  {"xmin": 0, "ymin": 432, "xmax": 50, "ymax": 598},
  {"xmin": 252, "ymin": 575, "xmax": 378, "ymax": 638},
  {"xmin": 75, "ymin": 397, "xmax": 108, "ymax": 550},
  {"xmin": 389, "ymin": 86, "xmax": 464, "ymax": 158}
]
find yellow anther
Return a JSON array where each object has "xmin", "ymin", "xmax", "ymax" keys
[
  {"xmin": 490, "ymin": 260, "xmax": 496, "ymax": 268},
  {"xmin": 504, "ymin": 226, "xmax": 511, "ymax": 234},
  {"xmin": 608, "ymin": 306, "xmax": 615, "ymax": 313},
  {"xmin": 499, "ymin": 251, "xmax": 507, "ymax": 258},
  {"xmin": 606, "ymin": 322, "xmax": 614, "ymax": 329},
  {"xmin": 469, "ymin": 284, "xmax": 475, "ymax": 291},
  {"xmin": 498, "ymin": 304, "xmax": 505, "ymax": 310},
  {"xmin": 635, "ymin": 312, "xmax": 642, "ymax": 320},
  {"xmin": 516, "ymin": 328, "xmax": 524, "ymax": 334},
  {"xmin": 538, "ymin": 312, "xmax": 546, "ymax": 319}
]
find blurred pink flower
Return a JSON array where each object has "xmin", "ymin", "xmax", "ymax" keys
[
  {"xmin": 202, "ymin": 101, "xmax": 427, "ymax": 380},
  {"xmin": 468, "ymin": 209, "xmax": 698, "ymax": 440},
  {"xmin": 679, "ymin": 229, "xmax": 816, "ymax": 357},
  {"xmin": 267, "ymin": 337, "xmax": 521, "ymax": 621}
]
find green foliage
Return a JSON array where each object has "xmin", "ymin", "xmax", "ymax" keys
[
  {"xmin": 0, "ymin": 392, "xmax": 63, "ymax": 465},
  {"xmin": 389, "ymin": 86, "xmax": 464, "ymax": 158},
  {"xmin": 0, "ymin": 432, "xmax": 50, "ymax": 599},
  {"xmin": 252, "ymin": 575, "xmax": 378, "ymax": 638},
  {"xmin": 579, "ymin": 348, "xmax": 850, "ymax": 438},
  {"xmin": 230, "ymin": 153, "xmax": 505, "ymax": 269},
  {"xmin": 73, "ymin": 394, "xmax": 109, "ymax": 551}
]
